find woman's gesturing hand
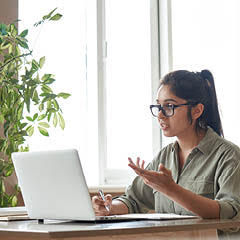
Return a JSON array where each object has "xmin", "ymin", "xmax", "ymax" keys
[{"xmin": 128, "ymin": 157, "xmax": 175, "ymax": 194}]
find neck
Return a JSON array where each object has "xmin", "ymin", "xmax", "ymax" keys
[{"xmin": 177, "ymin": 128, "xmax": 206, "ymax": 152}]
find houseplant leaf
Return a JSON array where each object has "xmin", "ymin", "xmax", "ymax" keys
[
  {"xmin": 11, "ymin": 195, "xmax": 18, "ymax": 207},
  {"xmin": 26, "ymin": 126, "xmax": 34, "ymax": 136},
  {"xmin": 19, "ymin": 29, "xmax": 28, "ymax": 38},
  {"xmin": 38, "ymin": 126, "xmax": 49, "ymax": 136},
  {"xmin": 38, "ymin": 122, "xmax": 50, "ymax": 128},
  {"xmin": 58, "ymin": 92, "xmax": 71, "ymax": 99},
  {"xmin": 50, "ymin": 14, "xmax": 63, "ymax": 21},
  {"xmin": 58, "ymin": 113, "xmax": 65, "ymax": 130},
  {"xmin": 39, "ymin": 56, "xmax": 45, "ymax": 69}
]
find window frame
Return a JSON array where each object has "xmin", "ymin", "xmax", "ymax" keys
[{"xmin": 96, "ymin": 0, "xmax": 171, "ymax": 185}]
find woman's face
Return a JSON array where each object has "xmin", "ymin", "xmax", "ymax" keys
[{"xmin": 156, "ymin": 85, "xmax": 195, "ymax": 138}]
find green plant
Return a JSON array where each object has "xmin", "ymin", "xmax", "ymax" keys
[{"xmin": 0, "ymin": 9, "xmax": 70, "ymax": 207}]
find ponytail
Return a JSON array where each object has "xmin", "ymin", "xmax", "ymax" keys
[{"xmin": 198, "ymin": 70, "xmax": 223, "ymax": 137}]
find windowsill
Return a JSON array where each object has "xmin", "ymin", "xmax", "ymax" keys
[
  {"xmin": 88, "ymin": 185, "xmax": 126, "ymax": 193},
  {"xmin": 88, "ymin": 185, "xmax": 126, "ymax": 197}
]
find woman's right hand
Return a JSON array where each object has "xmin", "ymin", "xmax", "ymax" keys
[{"xmin": 92, "ymin": 194, "xmax": 113, "ymax": 216}]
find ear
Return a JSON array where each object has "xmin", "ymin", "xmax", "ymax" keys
[{"xmin": 191, "ymin": 103, "xmax": 204, "ymax": 120}]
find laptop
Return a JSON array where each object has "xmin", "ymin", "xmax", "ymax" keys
[{"xmin": 12, "ymin": 149, "xmax": 197, "ymax": 222}]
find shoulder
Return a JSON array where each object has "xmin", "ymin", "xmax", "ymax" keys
[
  {"xmin": 212, "ymin": 131, "xmax": 240, "ymax": 157},
  {"xmin": 213, "ymin": 137, "xmax": 240, "ymax": 180},
  {"xmin": 200, "ymin": 127, "xmax": 240, "ymax": 155},
  {"xmin": 216, "ymin": 137, "xmax": 240, "ymax": 165},
  {"xmin": 207, "ymin": 131, "xmax": 240, "ymax": 169},
  {"xmin": 217, "ymin": 137, "xmax": 240, "ymax": 152}
]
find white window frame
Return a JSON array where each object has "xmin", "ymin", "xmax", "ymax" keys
[
  {"xmin": 96, "ymin": 0, "xmax": 173, "ymax": 185},
  {"xmin": 158, "ymin": 0, "xmax": 174, "ymax": 148},
  {"xmin": 97, "ymin": 0, "xmax": 107, "ymax": 185}
]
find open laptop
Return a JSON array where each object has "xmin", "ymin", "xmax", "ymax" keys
[
  {"xmin": 12, "ymin": 149, "xmax": 196, "ymax": 222},
  {"xmin": 12, "ymin": 148, "xmax": 119, "ymax": 221}
]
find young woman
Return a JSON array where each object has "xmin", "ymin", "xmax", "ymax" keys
[{"xmin": 92, "ymin": 70, "xmax": 240, "ymax": 220}]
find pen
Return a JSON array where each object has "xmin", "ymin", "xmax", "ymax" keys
[{"xmin": 98, "ymin": 189, "xmax": 110, "ymax": 212}]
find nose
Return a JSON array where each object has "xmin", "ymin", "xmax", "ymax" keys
[{"xmin": 157, "ymin": 109, "xmax": 165, "ymax": 120}]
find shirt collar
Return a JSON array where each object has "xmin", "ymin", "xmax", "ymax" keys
[
  {"xmin": 170, "ymin": 127, "xmax": 219, "ymax": 155},
  {"xmin": 171, "ymin": 141, "xmax": 179, "ymax": 152},
  {"xmin": 197, "ymin": 127, "xmax": 219, "ymax": 154}
]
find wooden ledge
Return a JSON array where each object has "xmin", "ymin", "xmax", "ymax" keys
[{"xmin": 88, "ymin": 186, "xmax": 125, "ymax": 197}]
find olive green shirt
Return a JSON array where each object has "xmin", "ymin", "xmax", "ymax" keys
[{"xmin": 117, "ymin": 127, "xmax": 240, "ymax": 220}]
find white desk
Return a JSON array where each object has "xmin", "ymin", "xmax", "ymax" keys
[{"xmin": 0, "ymin": 218, "xmax": 239, "ymax": 240}]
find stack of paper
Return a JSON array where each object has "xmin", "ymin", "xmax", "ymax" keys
[{"xmin": 0, "ymin": 206, "xmax": 29, "ymax": 221}]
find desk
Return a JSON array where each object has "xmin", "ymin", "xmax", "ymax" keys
[{"xmin": 0, "ymin": 218, "xmax": 239, "ymax": 240}]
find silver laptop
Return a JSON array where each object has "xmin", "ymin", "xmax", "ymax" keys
[
  {"xmin": 12, "ymin": 149, "xmax": 120, "ymax": 221},
  {"xmin": 12, "ymin": 149, "xmax": 196, "ymax": 222}
]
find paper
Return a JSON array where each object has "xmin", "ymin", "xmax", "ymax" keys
[
  {"xmin": 0, "ymin": 207, "xmax": 27, "ymax": 217},
  {"xmin": 114, "ymin": 213, "xmax": 198, "ymax": 220},
  {"xmin": 0, "ymin": 214, "xmax": 29, "ymax": 221}
]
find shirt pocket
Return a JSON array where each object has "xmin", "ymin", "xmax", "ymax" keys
[
  {"xmin": 183, "ymin": 180, "xmax": 214, "ymax": 199},
  {"xmin": 174, "ymin": 180, "xmax": 214, "ymax": 215}
]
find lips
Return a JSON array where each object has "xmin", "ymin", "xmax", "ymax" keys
[{"xmin": 160, "ymin": 122, "xmax": 169, "ymax": 130}]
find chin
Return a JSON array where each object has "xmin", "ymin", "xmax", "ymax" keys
[{"xmin": 162, "ymin": 130, "xmax": 175, "ymax": 138}]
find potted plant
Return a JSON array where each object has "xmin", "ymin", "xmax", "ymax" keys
[{"xmin": 0, "ymin": 9, "xmax": 70, "ymax": 207}]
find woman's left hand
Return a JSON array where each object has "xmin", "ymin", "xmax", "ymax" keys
[{"xmin": 128, "ymin": 157, "xmax": 175, "ymax": 194}]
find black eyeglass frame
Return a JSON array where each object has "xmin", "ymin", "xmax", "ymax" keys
[{"xmin": 149, "ymin": 102, "xmax": 197, "ymax": 117}]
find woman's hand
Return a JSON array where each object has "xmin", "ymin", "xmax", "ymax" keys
[
  {"xmin": 128, "ymin": 157, "xmax": 175, "ymax": 195},
  {"xmin": 92, "ymin": 194, "xmax": 113, "ymax": 216},
  {"xmin": 128, "ymin": 157, "xmax": 220, "ymax": 219}
]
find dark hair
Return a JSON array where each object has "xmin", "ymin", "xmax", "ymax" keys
[{"xmin": 159, "ymin": 70, "xmax": 223, "ymax": 137}]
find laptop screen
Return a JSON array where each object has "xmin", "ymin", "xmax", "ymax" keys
[{"xmin": 12, "ymin": 149, "xmax": 96, "ymax": 221}]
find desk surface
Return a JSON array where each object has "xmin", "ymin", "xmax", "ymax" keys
[{"xmin": 0, "ymin": 218, "xmax": 239, "ymax": 239}]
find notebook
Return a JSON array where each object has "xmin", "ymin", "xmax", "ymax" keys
[
  {"xmin": 0, "ymin": 207, "xmax": 29, "ymax": 221},
  {"xmin": 12, "ymin": 149, "xmax": 197, "ymax": 222}
]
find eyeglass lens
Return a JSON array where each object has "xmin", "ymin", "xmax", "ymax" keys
[{"xmin": 151, "ymin": 105, "xmax": 173, "ymax": 117}]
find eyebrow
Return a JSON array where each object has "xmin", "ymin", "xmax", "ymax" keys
[{"xmin": 156, "ymin": 98, "xmax": 178, "ymax": 104}]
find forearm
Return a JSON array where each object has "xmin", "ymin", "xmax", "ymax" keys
[
  {"xmin": 110, "ymin": 199, "xmax": 129, "ymax": 215},
  {"xmin": 166, "ymin": 183, "xmax": 220, "ymax": 219},
  {"xmin": 128, "ymin": 160, "xmax": 220, "ymax": 218}
]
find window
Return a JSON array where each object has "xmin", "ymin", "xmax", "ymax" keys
[
  {"xmin": 16, "ymin": 0, "xmax": 240, "ymax": 187},
  {"xmin": 19, "ymin": 0, "xmax": 159, "ymax": 186},
  {"xmin": 171, "ymin": 0, "xmax": 240, "ymax": 145},
  {"xmin": 19, "ymin": 0, "xmax": 99, "ymax": 185},
  {"xmin": 98, "ymin": 0, "xmax": 154, "ymax": 184}
]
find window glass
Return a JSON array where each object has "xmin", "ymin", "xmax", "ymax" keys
[
  {"xmin": 19, "ymin": 0, "xmax": 154, "ymax": 186},
  {"xmin": 19, "ymin": 0, "xmax": 99, "ymax": 185},
  {"xmin": 171, "ymin": 0, "xmax": 240, "ymax": 145},
  {"xmin": 105, "ymin": 0, "xmax": 153, "ymax": 170}
]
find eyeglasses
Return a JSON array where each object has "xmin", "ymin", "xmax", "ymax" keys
[{"xmin": 150, "ymin": 103, "xmax": 195, "ymax": 117}]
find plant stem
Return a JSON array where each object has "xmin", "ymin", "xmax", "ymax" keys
[{"xmin": 0, "ymin": 51, "xmax": 32, "ymax": 72}]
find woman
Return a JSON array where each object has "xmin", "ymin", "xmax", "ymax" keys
[{"xmin": 92, "ymin": 70, "xmax": 240, "ymax": 220}]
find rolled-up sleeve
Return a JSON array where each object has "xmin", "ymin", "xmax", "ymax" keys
[{"xmin": 215, "ymin": 148, "xmax": 240, "ymax": 220}]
